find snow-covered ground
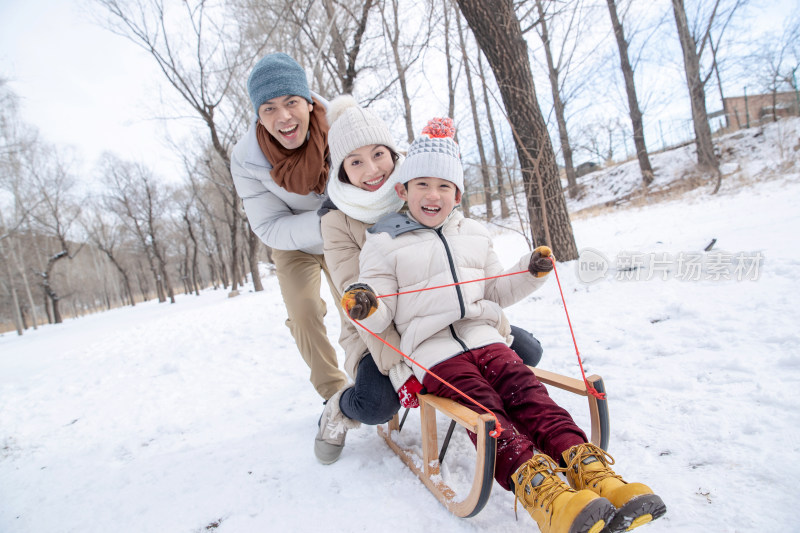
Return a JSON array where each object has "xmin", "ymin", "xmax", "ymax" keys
[{"xmin": 2, "ymin": 119, "xmax": 799, "ymax": 532}]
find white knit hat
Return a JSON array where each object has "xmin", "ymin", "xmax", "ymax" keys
[
  {"xmin": 396, "ymin": 117, "xmax": 464, "ymax": 192},
  {"xmin": 327, "ymin": 95, "xmax": 397, "ymax": 177}
]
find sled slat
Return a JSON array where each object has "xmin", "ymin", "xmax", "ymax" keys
[
  {"xmin": 420, "ymin": 400, "xmax": 439, "ymax": 478},
  {"xmin": 531, "ymin": 367, "xmax": 587, "ymax": 395},
  {"xmin": 379, "ymin": 393, "xmax": 496, "ymax": 518},
  {"xmin": 417, "ymin": 393, "xmax": 485, "ymax": 431}
]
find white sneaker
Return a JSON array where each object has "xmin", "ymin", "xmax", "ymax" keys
[{"xmin": 314, "ymin": 388, "xmax": 360, "ymax": 465}]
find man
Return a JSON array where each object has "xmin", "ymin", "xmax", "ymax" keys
[{"xmin": 230, "ymin": 53, "xmax": 349, "ymax": 438}]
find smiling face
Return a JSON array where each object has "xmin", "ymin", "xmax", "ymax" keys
[
  {"xmin": 257, "ymin": 94, "xmax": 314, "ymax": 150},
  {"xmin": 395, "ymin": 177, "xmax": 462, "ymax": 227},
  {"xmin": 342, "ymin": 144, "xmax": 396, "ymax": 191}
]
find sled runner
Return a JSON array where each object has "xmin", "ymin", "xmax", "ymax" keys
[{"xmin": 377, "ymin": 367, "xmax": 609, "ymax": 518}]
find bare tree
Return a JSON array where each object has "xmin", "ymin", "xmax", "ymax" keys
[
  {"xmin": 83, "ymin": 208, "xmax": 137, "ymax": 306},
  {"xmin": 751, "ymin": 13, "xmax": 800, "ymax": 118},
  {"xmin": 475, "ymin": 52, "xmax": 510, "ymax": 217},
  {"xmin": 100, "ymin": 154, "xmax": 175, "ymax": 304},
  {"xmin": 671, "ymin": 0, "xmax": 736, "ymax": 183},
  {"xmin": 605, "ymin": 0, "xmax": 655, "ymax": 186},
  {"xmin": 26, "ymin": 148, "xmax": 85, "ymax": 324},
  {"xmin": 574, "ymin": 116, "xmax": 627, "ymax": 165},
  {"xmin": 318, "ymin": 0, "xmax": 376, "ymax": 95},
  {"xmin": 525, "ymin": 0, "xmax": 581, "ymax": 196},
  {"xmin": 455, "ymin": 0, "xmax": 578, "ymax": 259},
  {"xmin": 0, "ymin": 81, "xmax": 42, "ymax": 333},
  {"xmin": 380, "ymin": 0, "xmax": 434, "ymax": 143},
  {"xmin": 235, "ymin": 0, "xmax": 376, "ymax": 97},
  {"xmin": 92, "ymin": 0, "xmax": 263, "ymax": 293},
  {"xmin": 175, "ymin": 188, "xmax": 202, "ymax": 296},
  {"xmin": 439, "ymin": 0, "xmax": 473, "ymax": 218},
  {"xmin": 184, "ymin": 164, "xmax": 231, "ymax": 290},
  {"xmin": 456, "ymin": 11, "xmax": 494, "ymax": 218},
  {"xmin": 442, "ymin": 0, "xmax": 459, "ymax": 121}
]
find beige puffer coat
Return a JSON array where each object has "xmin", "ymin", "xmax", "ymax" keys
[
  {"xmin": 320, "ymin": 206, "xmax": 405, "ymax": 379},
  {"xmin": 356, "ymin": 210, "xmax": 547, "ymax": 381}
]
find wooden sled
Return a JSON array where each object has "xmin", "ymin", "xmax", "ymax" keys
[{"xmin": 377, "ymin": 367, "xmax": 609, "ymax": 518}]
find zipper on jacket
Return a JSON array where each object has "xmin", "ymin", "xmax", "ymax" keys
[
  {"xmin": 434, "ymin": 226, "xmax": 470, "ymax": 352},
  {"xmin": 449, "ymin": 324, "xmax": 470, "ymax": 353},
  {"xmin": 434, "ymin": 226, "xmax": 466, "ymax": 318}
]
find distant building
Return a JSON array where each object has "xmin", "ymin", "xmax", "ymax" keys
[{"xmin": 722, "ymin": 90, "xmax": 799, "ymax": 130}]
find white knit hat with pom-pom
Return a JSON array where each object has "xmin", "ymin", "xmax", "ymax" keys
[
  {"xmin": 397, "ymin": 117, "xmax": 464, "ymax": 192},
  {"xmin": 327, "ymin": 95, "xmax": 397, "ymax": 177}
]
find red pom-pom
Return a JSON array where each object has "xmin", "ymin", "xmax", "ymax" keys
[{"xmin": 421, "ymin": 117, "xmax": 455, "ymax": 139}]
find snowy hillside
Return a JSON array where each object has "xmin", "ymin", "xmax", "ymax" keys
[
  {"xmin": 2, "ymin": 119, "xmax": 799, "ymax": 532},
  {"xmin": 565, "ymin": 117, "xmax": 800, "ymax": 214}
]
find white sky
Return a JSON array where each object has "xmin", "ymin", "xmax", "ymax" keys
[
  {"xmin": 0, "ymin": 0, "xmax": 190, "ymax": 182},
  {"xmin": 0, "ymin": 0, "xmax": 795, "ymax": 184}
]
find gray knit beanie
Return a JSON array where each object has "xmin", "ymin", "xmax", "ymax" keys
[
  {"xmin": 247, "ymin": 53, "xmax": 312, "ymax": 114},
  {"xmin": 327, "ymin": 95, "xmax": 397, "ymax": 176},
  {"xmin": 397, "ymin": 117, "xmax": 464, "ymax": 192}
]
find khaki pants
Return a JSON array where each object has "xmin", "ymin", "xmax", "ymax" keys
[{"xmin": 272, "ymin": 248, "xmax": 348, "ymax": 400}]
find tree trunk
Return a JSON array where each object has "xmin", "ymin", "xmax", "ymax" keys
[
  {"xmin": 0, "ymin": 238, "xmax": 24, "ymax": 335},
  {"xmin": 184, "ymin": 212, "xmax": 202, "ymax": 296},
  {"xmin": 143, "ymin": 248, "xmax": 165, "ymax": 303},
  {"xmin": 321, "ymin": 0, "xmax": 374, "ymax": 94},
  {"xmin": 477, "ymin": 52, "xmax": 510, "ymax": 218},
  {"xmin": 227, "ymin": 191, "xmax": 240, "ymax": 293},
  {"xmin": 606, "ymin": 0, "xmax": 654, "ymax": 186},
  {"xmin": 136, "ymin": 263, "xmax": 150, "ymax": 302},
  {"xmin": 100, "ymin": 247, "xmax": 135, "ymax": 306},
  {"xmin": 12, "ymin": 235, "xmax": 39, "ymax": 329},
  {"xmin": 245, "ymin": 226, "xmax": 263, "ymax": 292},
  {"xmin": 443, "ymin": 0, "xmax": 457, "ymax": 121},
  {"xmin": 40, "ymin": 250, "xmax": 67, "ymax": 324},
  {"xmin": 455, "ymin": 0, "xmax": 577, "ymax": 259},
  {"xmin": 535, "ymin": 0, "xmax": 580, "ymax": 197},
  {"xmin": 180, "ymin": 246, "xmax": 191, "ymax": 294},
  {"xmin": 42, "ymin": 291, "xmax": 52, "ymax": 324},
  {"xmin": 150, "ymin": 235, "xmax": 175, "ymax": 304},
  {"xmin": 383, "ymin": 0, "xmax": 415, "ymax": 144},
  {"xmin": 456, "ymin": 12, "xmax": 493, "ymax": 219},
  {"xmin": 443, "ymin": 0, "xmax": 471, "ymax": 218},
  {"xmin": 160, "ymin": 260, "xmax": 175, "ymax": 303},
  {"xmin": 708, "ymin": 33, "xmax": 728, "ymax": 130},
  {"xmin": 89, "ymin": 246, "xmax": 112, "ymax": 311},
  {"xmin": 671, "ymin": 0, "xmax": 720, "ymax": 176}
]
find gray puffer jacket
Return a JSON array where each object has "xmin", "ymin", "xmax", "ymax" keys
[
  {"xmin": 230, "ymin": 94, "xmax": 329, "ymax": 254},
  {"xmin": 355, "ymin": 210, "xmax": 547, "ymax": 381}
]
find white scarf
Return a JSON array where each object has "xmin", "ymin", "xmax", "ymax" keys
[{"xmin": 326, "ymin": 155, "xmax": 405, "ymax": 224}]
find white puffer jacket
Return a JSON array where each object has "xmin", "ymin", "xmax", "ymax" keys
[
  {"xmin": 230, "ymin": 93, "xmax": 329, "ymax": 254},
  {"xmin": 355, "ymin": 210, "xmax": 547, "ymax": 381}
]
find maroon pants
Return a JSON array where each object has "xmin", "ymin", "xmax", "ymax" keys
[{"xmin": 423, "ymin": 343, "xmax": 587, "ymax": 490}]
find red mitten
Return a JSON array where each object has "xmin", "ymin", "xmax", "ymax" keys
[
  {"xmin": 397, "ymin": 375, "xmax": 424, "ymax": 409},
  {"xmin": 389, "ymin": 362, "xmax": 424, "ymax": 409}
]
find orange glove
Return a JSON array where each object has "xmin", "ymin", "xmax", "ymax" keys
[
  {"xmin": 528, "ymin": 246, "xmax": 554, "ymax": 277},
  {"xmin": 341, "ymin": 284, "xmax": 378, "ymax": 320}
]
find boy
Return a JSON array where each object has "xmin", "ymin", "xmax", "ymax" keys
[{"xmin": 342, "ymin": 119, "xmax": 665, "ymax": 533}]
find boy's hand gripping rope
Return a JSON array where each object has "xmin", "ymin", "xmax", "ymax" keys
[{"xmin": 351, "ymin": 254, "xmax": 605, "ymax": 440}]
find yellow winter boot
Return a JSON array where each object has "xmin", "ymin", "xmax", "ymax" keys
[
  {"xmin": 562, "ymin": 443, "xmax": 666, "ymax": 532},
  {"xmin": 512, "ymin": 453, "xmax": 615, "ymax": 533}
]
